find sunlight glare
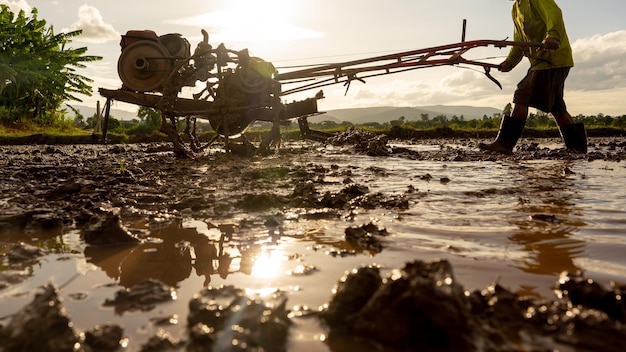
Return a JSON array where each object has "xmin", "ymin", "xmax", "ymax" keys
[
  {"xmin": 171, "ymin": 0, "xmax": 322, "ymax": 44},
  {"xmin": 245, "ymin": 287, "xmax": 279, "ymax": 298},
  {"xmin": 251, "ymin": 248, "xmax": 284, "ymax": 279}
]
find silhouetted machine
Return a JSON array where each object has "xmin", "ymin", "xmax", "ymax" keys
[{"xmin": 99, "ymin": 25, "xmax": 541, "ymax": 156}]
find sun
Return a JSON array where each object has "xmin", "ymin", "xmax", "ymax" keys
[{"xmin": 184, "ymin": 0, "xmax": 322, "ymax": 45}]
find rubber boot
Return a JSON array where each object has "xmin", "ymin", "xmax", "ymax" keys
[
  {"xmin": 478, "ymin": 116, "xmax": 526, "ymax": 154},
  {"xmin": 559, "ymin": 122, "xmax": 588, "ymax": 153}
]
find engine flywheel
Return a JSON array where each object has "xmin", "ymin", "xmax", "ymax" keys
[
  {"xmin": 118, "ymin": 41, "xmax": 172, "ymax": 92},
  {"xmin": 209, "ymin": 113, "xmax": 251, "ymax": 138}
]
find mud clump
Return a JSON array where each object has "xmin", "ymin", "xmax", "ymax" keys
[
  {"xmin": 139, "ymin": 330, "xmax": 185, "ymax": 351},
  {"xmin": 344, "ymin": 221, "xmax": 389, "ymax": 253},
  {"xmin": 326, "ymin": 127, "xmax": 390, "ymax": 156},
  {"xmin": 297, "ymin": 182, "xmax": 408, "ymax": 212},
  {"xmin": 0, "ymin": 284, "xmax": 81, "ymax": 351},
  {"xmin": 84, "ymin": 324, "xmax": 127, "ymax": 351},
  {"xmin": 0, "ymin": 208, "xmax": 65, "ymax": 237},
  {"xmin": 236, "ymin": 193, "xmax": 288, "ymax": 211},
  {"xmin": 321, "ymin": 259, "xmax": 626, "ymax": 352},
  {"xmin": 558, "ymin": 271, "xmax": 626, "ymax": 322},
  {"xmin": 319, "ymin": 183, "xmax": 369, "ymax": 209},
  {"xmin": 187, "ymin": 285, "xmax": 291, "ymax": 352},
  {"xmin": 322, "ymin": 260, "xmax": 473, "ymax": 351},
  {"xmin": 82, "ymin": 211, "xmax": 141, "ymax": 246},
  {"xmin": 103, "ymin": 278, "xmax": 176, "ymax": 314}
]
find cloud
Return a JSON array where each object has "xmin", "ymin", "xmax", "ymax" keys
[
  {"xmin": 0, "ymin": 0, "xmax": 32, "ymax": 14},
  {"xmin": 569, "ymin": 30, "xmax": 626, "ymax": 91},
  {"xmin": 65, "ymin": 5, "xmax": 120, "ymax": 44},
  {"xmin": 326, "ymin": 78, "xmax": 455, "ymax": 108}
]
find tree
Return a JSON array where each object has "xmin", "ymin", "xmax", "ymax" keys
[
  {"xmin": 67, "ymin": 104, "xmax": 86, "ymax": 128},
  {"xmin": 527, "ymin": 111, "xmax": 553, "ymax": 128},
  {"xmin": 432, "ymin": 114, "xmax": 448, "ymax": 125},
  {"xmin": 503, "ymin": 102, "xmax": 513, "ymax": 116},
  {"xmin": 390, "ymin": 116, "xmax": 405, "ymax": 127},
  {"xmin": 0, "ymin": 6, "xmax": 102, "ymax": 124},
  {"xmin": 137, "ymin": 106, "xmax": 162, "ymax": 129},
  {"xmin": 479, "ymin": 118, "xmax": 497, "ymax": 130},
  {"xmin": 611, "ymin": 115, "xmax": 626, "ymax": 128},
  {"xmin": 86, "ymin": 113, "xmax": 120, "ymax": 130}
]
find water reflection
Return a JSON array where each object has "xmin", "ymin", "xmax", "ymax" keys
[
  {"xmin": 508, "ymin": 162, "xmax": 587, "ymax": 276},
  {"xmin": 84, "ymin": 220, "xmax": 265, "ymax": 288},
  {"xmin": 250, "ymin": 249, "xmax": 283, "ymax": 278}
]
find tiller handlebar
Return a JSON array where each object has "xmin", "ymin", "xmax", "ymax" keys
[{"xmin": 276, "ymin": 39, "xmax": 543, "ymax": 94}]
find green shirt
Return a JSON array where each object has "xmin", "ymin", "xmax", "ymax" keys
[{"xmin": 507, "ymin": 0, "xmax": 574, "ymax": 70}]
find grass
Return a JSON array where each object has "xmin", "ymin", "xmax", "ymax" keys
[
  {"xmin": 0, "ymin": 120, "xmax": 87, "ymax": 137},
  {"xmin": 1, "ymin": 121, "xmax": 624, "ymax": 146},
  {"xmin": 0, "ymin": 121, "xmax": 111, "ymax": 145}
]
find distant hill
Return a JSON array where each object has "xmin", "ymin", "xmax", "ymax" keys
[
  {"xmin": 68, "ymin": 104, "xmax": 138, "ymax": 121},
  {"xmin": 310, "ymin": 105, "xmax": 502, "ymax": 124},
  {"xmin": 69, "ymin": 103, "xmax": 501, "ymax": 125}
]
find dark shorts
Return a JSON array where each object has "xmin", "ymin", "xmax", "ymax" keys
[{"xmin": 513, "ymin": 67, "xmax": 570, "ymax": 114}]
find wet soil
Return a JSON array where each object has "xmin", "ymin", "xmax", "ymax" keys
[{"xmin": 1, "ymin": 131, "xmax": 626, "ymax": 351}]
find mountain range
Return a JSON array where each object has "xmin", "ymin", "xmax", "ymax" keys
[
  {"xmin": 309, "ymin": 105, "xmax": 502, "ymax": 124},
  {"xmin": 70, "ymin": 104, "xmax": 502, "ymax": 124}
]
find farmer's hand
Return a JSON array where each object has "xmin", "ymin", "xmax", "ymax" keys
[
  {"xmin": 498, "ymin": 60, "xmax": 513, "ymax": 72},
  {"xmin": 542, "ymin": 38, "xmax": 560, "ymax": 51}
]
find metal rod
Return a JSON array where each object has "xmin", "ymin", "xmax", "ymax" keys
[
  {"xmin": 462, "ymin": 19, "xmax": 467, "ymax": 42},
  {"xmin": 102, "ymin": 98, "xmax": 112, "ymax": 144},
  {"xmin": 275, "ymin": 39, "xmax": 541, "ymax": 82}
]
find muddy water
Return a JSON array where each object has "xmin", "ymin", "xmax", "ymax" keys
[{"xmin": 1, "ymin": 139, "xmax": 625, "ymax": 351}]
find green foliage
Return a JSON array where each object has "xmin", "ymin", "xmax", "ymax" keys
[
  {"xmin": 390, "ymin": 116, "xmax": 405, "ymax": 127},
  {"xmin": 104, "ymin": 116, "xmax": 121, "ymax": 131},
  {"xmin": 526, "ymin": 111, "xmax": 556, "ymax": 129},
  {"xmin": 137, "ymin": 106, "xmax": 162, "ymax": 130},
  {"xmin": 351, "ymin": 112, "xmax": 626, "ymax": 133},
  {"xmin": 0, "ymin": 5, "xmax": 102, "ymax": 124},
  {"xmin": 503, "ymin": 103, "xmax": 513, "ymax": 116}
]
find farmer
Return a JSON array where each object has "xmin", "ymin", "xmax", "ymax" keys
[{"xmin": 479, "ymin": 0, "xmax": 587, "ymax": 154}]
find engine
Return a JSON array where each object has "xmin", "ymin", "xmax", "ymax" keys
[{"xmin": 117, "ymin": 30, "xmax": 191, "ymax": 92}]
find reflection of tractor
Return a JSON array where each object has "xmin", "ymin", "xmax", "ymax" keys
[{"xmin": 100, "ymin": 24, "xmax": 541, "ymax": 157}]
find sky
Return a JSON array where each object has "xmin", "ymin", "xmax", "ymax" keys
[{"xmin": 3, "ymin": 0, "xmax": 626, "ymax": 116}]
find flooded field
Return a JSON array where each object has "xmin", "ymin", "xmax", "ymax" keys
[{"xmin": 1, "ymin": 136, "xmax": 625, "ymax": 351}]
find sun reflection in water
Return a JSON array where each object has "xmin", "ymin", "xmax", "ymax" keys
[{"xmin": 250, "ymin": 248, "xmax": 284, "ymax": 279}]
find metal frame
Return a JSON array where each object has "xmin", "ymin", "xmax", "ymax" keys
[{"xmin": 99, "ymin": 24, "xmax": 542, "ymax": 156}]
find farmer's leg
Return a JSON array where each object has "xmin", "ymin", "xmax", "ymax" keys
[
  {"xmin": 549, "ymin": 68, "xmax": 587, "ymax": 153},
  {"xmin": 511, "ymin": 103, "xmax": 529, "ymax": 121},
  {"xmin": 478, "ymin": 110, "xmax": 527, "ymax": 154},
  {"xmin": 478, "ymin": 73, "xmax": 533, "ymax": 154}
]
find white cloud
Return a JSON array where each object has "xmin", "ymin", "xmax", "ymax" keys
[
  {"xmin": 569, "ymin": 30, "xmax": 626, "ymax": 91},
  {"xmin": 65, "ymin": 5, "xmax": 120, "ymax": 44},
  {"xmin": 324, "ymin": 66, "xmax": 511, "ymax": 109},
  {"xmin": 0, "ymin": 0, "xmax": 31, "ymax": 14}
]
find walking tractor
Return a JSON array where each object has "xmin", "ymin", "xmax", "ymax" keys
[{"xmin": 98, "ymin": 21, "xmax": 542, "ymax": 157}]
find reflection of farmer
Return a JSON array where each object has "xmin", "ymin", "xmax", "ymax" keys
[
  {"xmin": 507, "ymin": 162, "xmax": 586, "ymax": 277},
  {"xmin": 192, "ymin": 240, "xmax": 219, "ymax": 286},
  {"xmin": 193, "ymin": 236, "xmax": 235, "ymax": 286},
  {"xmin": 480, "ymin": 0, "xmax": 587, "ymax": 154},
  {"xmin": 509, "ymin": 225, "xmax": 584, "ymax": 276}
]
